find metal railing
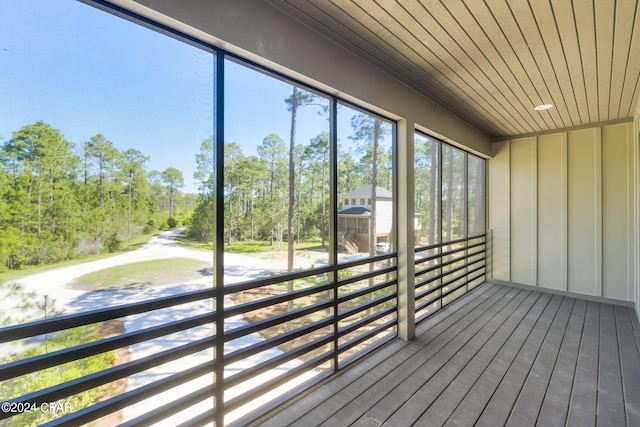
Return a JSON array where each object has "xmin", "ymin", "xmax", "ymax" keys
[
  {"xmin": 414, "ymin": 234, "xmax": 487, "ymax": 324},
  {"xmin": 0, "ymin": 253, "xmax": 397, "ymax": 426}
]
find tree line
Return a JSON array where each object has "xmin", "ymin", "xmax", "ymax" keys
[
  {"xmin": 0, "ymin": 94, "xmax": 479, "ymax": 273},
  {"xmin": 0, "ymin": 120, "xmax": 186, "ymax": 271},
  {"xmin": 187, "ymin": 91, "xmax": 394, "ymax": 257}
]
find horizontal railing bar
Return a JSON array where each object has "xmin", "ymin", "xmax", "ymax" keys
[
  {"xmin": 416, "ymin": 295, "xmax": 442, "ymax": 314},
  {"xmin": 467, "ymin": 263, "xmax": 486, "ymax": 277},
  {"xmin": 336, "ymin": 265, "xmax": 397, "ymax": 288},
  {"xmin": 176, "ymin": 409, "xmax": 215, "ymax": 427},
  {"xmin": 415, "ymin": 274, "xmax": 440, "ymax": 291},
  {"xmin": 337, "ymin": 278, "xmax": 396, "ymax": 305},
  {"xmin": 223, "ymin": 253, "xmax": 396, "ymax": 295},
  {"xmin": 415, "ymin": 253, "xmax": 485, "ymax": 290},
  {"xmin": 468, "ymin": 233, "xmax": 487, "ymax": 240},
  {"xmin": 224, "ymin": 318, "xmax": 333, "ymax": 366},
  {"xmin": 2, "ymin": 336, "xmax": 213, "ymax": 421},
  {"xmin": 223, "ymin": 300, "xmax": 334, "ymax": 342},
  {"xmin": 0, "ymin": 313, "xmax": 213, "ymax": 381},
  {"xmin": 228, "ymin": 369, "xmax": 334, "ymax": 427},
  {"xmin": 467, "ymin": 257, "xmax": 486, "ymax": 270},
  {"xmin": 336, "ymin": 253, "xmax": 395, "ymax": 270},
  {"xmin": 338, "ymin": 305, "xmax": 396, "ymax": 337},
  {"xmin": 42, "ymin": 361, "xmax": 213, "ymax": 427},
  {"xmin": 338, "ymin": 333, "xmax": 396, "ymax": 370},
  {"xmin": 441, "ymin": 262, "xmax": 468, "ymax": 279},
  {"xmin": 224, "ymin": 351, "xmax": 332, "ymax": 412},
  {"xmin": 415, "ymin": 260, "xmax": 443, "ymax": 277},
  {"xmin": 119, "ymin": 384, "xmax": 214, "ymax": 427},
  {"xmin": 338, "ymin": 293, "xmax": 396, "ymax": 321},
  {"xmin": 441, "ymin": 278, "xmax": 472, "ymax": 300},
  {"xmin": 224, "ymin": 335, "xmax": 334, "ymax": 389},
  {"xmin": 415, "ymin": 242, "xmax": 484, "ymax": 268},
  {"xmin": 338, "ymin": 320, "xmax": 396, "ymax": 355},
  {"xmin": 223, "ymin": 265, "xmax": 334, "ymax": 294},
  {"xmin": 467, "ymin": 271, "xmax": 487, "ymax": 284},
  {"xmin": 414, "ymin": 234, "xmax": 485, "ymax": 253},
  {"xmin": 415, "ymin": 287, "xmax": 442, "ymax": 307},
  {"xmin": 441, "ymin": 271, "xmax": 468, "ymax": 290},
  {"xmin": 466, "ymin": 247, "xmax": 485, "ymax": 259},
  {"xmin": 0, "ymin": 288, "xmax": 215, "ymax": 343},
  {"xmin": 224, "ymin": 281, "xmax": 334, "ymax": 318}
]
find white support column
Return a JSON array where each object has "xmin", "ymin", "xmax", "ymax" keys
[{"xmin": 397, "ymin": 120, "xmax": 415, "ymax": 341}]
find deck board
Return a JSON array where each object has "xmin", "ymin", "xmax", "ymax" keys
[
  {"xmin": 317, "ymin": 286, "xmax": 516, "ymax": 426},
  {"xmin": 475, "ymin": 294, "xmax": 564, "ymax": 427},
  {"xmin": 254, "ymin": 284, "xmax": 640, "ymax": 427},
  {"xmin": 411, "ymin": 291, "xmax": 542, "ymax": 426},
  {"xmin": 597, "ymin": 304, "xmax": 626, "ymax": 426},
  {"xmin": 566, "ymin": 300, "xmax": 600, "ymax": 426},
  {"xmin": 385, "ymin": 290, "xmax": 536, "ymax": 426},
  {"xmin": 265, "ymin": 283, "xmax": 500, "ymax": 427},
  {"xmin": 443, "ymin": 292, "xmax": 553, "ymax": 426},
  {"xmin": 536, "ymin": 299, "xmax": 586, "ymax": 427},
  {"xmin": 614, "ymin": 306, "xmax": 640, "ymax": 426}
]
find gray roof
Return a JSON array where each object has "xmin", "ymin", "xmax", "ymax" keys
[
  {"xmin": 338, "ymin": 207, "xmax": 371, "ymax": 216},
  {"xmin": 342, "ymin": 185, "xmax": 392, "ymax": 200}
]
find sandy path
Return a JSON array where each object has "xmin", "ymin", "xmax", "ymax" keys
[{"xmin": 1, "ymin": 231, "xmax": 334, "ymax": 425}]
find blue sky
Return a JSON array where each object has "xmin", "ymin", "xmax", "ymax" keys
[{"xmin": 0, "ymin": 0, "xmax": 388, "ymax": 193}]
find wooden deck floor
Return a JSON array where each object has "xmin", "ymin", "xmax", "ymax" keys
[{"xmin": 256, "ymin": 283, "xmax": 640, "ymax": 427}]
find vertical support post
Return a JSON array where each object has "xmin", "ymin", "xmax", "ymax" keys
[
  {"xmin": 214, "ymin": 53, "xmax": 225, "ymax": 427},
  {"xmin": 396, "ymin": 120, "xmax": 415, "ymax": 341},
  {"xmin": 330, "ymin": 97, "xmax": 339, "ymax": 370}
]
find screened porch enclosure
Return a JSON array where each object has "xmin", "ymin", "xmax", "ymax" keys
[{"xmin": 1, "ymin": 0, "xmax": 640, "ymax": 426}]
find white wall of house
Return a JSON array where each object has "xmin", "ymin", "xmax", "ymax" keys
[{"xmin": 375, "ymin": 200, "xmax": 393, "ymax": 236}]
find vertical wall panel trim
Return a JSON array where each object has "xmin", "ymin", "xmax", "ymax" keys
[
  {"xmin": 561, "ymin": 133, "xmax": 568, "ymax": 290},
  {"xmin": 596, "ymin": 129, "xmax": 603, "ymax": 297},
  {"xmin": 627, "ymin": 123, "xmax": 638, "ymax": 301},
  {"xmin": 488, "ymin": 140, "xmax": 511, "ymax": 281},
  {"xmin": 508, "ymin": 140, "xmax": 512, "ymax": 281},
  {"xmin": 635, "ymin": 114, "xmax": 640, "ymax": 315},
  {"xmin": 533, "ymin": 138, "xmax": 538, "ymax": 287}
]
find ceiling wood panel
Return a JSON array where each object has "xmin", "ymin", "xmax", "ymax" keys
[
  {"xmin": 574, "ymin": 0, "xmax": 599, "ymax": 124},
  {"xmin": 405, "ymin": 0, "xmax": 537, "ymax": 134},
  {"xmin": 620, "ymin": 1, "xmax": 640, "ymax": 117},
  {"xmin": 267, "ymin": 0, "xmax": 640, "ymax": 138},
  {"xmin": 553, "ymin": 0, "xmax": 590, "ymax": 124},
  {"xmin": 368, "ymin": 0, "xmax": 527, "ymax": 134},
  {"xmin": 596, "ymin": 0, "xmax": 615, "ymax": 121},
  {"xmin": 612, "ymin": 0, "xmax": 638, "ymax": 118}
]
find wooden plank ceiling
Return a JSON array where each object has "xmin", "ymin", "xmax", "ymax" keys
[{"xmin": 266, "ymin": 0, "xmax": 640, "ymax": 139}]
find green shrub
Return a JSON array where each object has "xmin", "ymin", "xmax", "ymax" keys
[
  {"xmin": 166, "ymin": 216, "xmax": 178, "ymax": 229},
  {"xmin": 0, "ymin": 324, "xmax": 115, "ymax": 426}
]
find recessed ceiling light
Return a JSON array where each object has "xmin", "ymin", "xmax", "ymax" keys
[{"xmin": 534, "ymin": 104, "xmax": 554, "ymax": 111}]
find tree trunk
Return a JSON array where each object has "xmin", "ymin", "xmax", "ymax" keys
[
  {"xmin": 428, "ymin": 145, "xmax": 438, "ymax": 245},
  {"xmin": 446, "ymin": 147, "xmax": 454, "ymax": 242},
  {"xmin": 287, "ymin": 87, "xmax": 298, "ymax": 331},
  {"xmin": 368, "ymin": 119, "xmax": 381, "ymax": 317}
]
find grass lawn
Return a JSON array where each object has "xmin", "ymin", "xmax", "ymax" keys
[
  {"xmin": 175, "ymin": 232, "xmax": 326, "ymax": 254},
  {"xmin": 69, "ymin": 258, "xmax": 211, "ymax": 290}
]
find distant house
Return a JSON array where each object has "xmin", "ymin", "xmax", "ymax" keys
[{"xmin": 337, "ymin": 185, "xmax": 422, "ymax": 253}]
